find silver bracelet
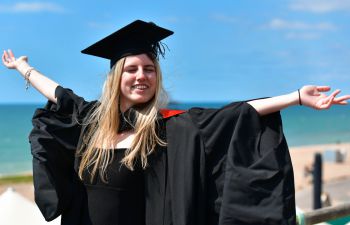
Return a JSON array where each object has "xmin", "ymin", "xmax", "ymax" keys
[{"xmin": 24, "ymin": 67, "xmax": 34, "ymax": 90}]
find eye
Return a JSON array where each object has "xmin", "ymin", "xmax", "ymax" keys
[
  {"xmin": 126, "ymin": 69, "xmax": 137, "ymax": 73},
  {"xmin": 144, "ymin": 66, "xmax": 155, "ymax": 73},
  {"xmin": 145, "ymin": 68, "xmax": 154, "ymax": 73},
  {"xmin": 124, "ymin": 66, "xmax": 137, "ymax": 73}
]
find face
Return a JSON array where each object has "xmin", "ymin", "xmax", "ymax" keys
[{"xmin": 119, "ymin": 54, "xmax": 157, "ymax": 112}]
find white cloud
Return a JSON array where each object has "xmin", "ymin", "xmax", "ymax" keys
[
  {"xmin": 87, "ymin": 22, "xmax": 114, "ymax": 29},
  {"xmin": 210, "ymin": 13, "xmax": 237, "ymax": 24},
  {"xmin": 263, "ymin": 18, "xmax": 336, "ymax": 41},
  {"xmin": 266, "ymin": 18, "xmax": 336, "ymax": 31},
  {"xmin": 285, "ymin": 32, "xmax": 321, "ymax": 40},
  {"xmin": 309, "ymin": 73, "xmax": 350, "ymax": 82},
  {"xmin": 0, "ymin": 2, "xmax": 65, "ymax": 13},
  {"xmin": 290, "ymin": 0, "xmax": 350, "ymax": 13},
  {"xmin": 164, "ymin": 16, "xmax": 181, "ymax": 23},
  {"xmin": 274, "ymin": 50, "xmax": 291, "ymax": 58}
]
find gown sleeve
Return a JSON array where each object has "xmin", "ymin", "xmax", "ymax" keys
[
  {"xmin": 188, "ymin": 101, "xmax": 296, "ymax": 225},
  {"xmin": 28, "ymin": 86, "xmax": 96, "ymax": 221}
]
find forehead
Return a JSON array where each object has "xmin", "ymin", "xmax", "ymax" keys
[{"xmin": 124, "ymin": 54, "xmax": 154, "ymax": 67}]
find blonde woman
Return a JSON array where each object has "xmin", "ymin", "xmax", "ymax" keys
[{"xmin": 2, "ymin": 20, "xmax": 350, "ymax": 225}]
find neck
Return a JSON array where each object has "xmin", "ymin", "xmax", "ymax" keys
[
  {"xmin": 120, "ymin": 102, "xmax": 133, "ymax": 113},
  {"xmin": 118, "ymin": 107, "xmax": 137, "ymax": 133}
]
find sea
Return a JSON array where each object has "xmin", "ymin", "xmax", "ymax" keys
[{"xmin": 0, "ymin": 102, "xmax": 350, "ymax": 176}]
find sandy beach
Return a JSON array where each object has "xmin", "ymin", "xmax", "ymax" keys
[
  {"xmin": 290, "ymin": 142, "xmax": 350, "ymax": 191},
  {"xmin": 1, "ymin": 142, "xmax": 350, "ymax": 210},
  {"xmin": 290, "ymin": 142, "xmax": 350, "ymax": 211}
]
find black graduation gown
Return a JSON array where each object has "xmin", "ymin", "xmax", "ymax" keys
[{"xmin": 29, "ymin": 86, "xmax": 296, "ymax": 225}]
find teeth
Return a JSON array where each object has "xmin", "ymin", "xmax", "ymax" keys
[{"xmin": 132, "ymin": 84, "xmax": 148, "ymax": 90}]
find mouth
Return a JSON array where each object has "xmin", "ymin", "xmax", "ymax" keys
[{"xmin": 131, "ymin": 84, "xmax": 149, "ymax": 90}]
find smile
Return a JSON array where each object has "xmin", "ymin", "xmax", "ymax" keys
[{"xmin": 132, "ymin": 84, "xmax": 149, "ymax": 90}]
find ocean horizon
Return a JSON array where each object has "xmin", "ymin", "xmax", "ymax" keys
[{"xmin": 0, "ymin": 102, "xmax": 350, "ymax": 176}]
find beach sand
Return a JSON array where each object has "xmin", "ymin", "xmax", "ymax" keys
[
  {"xmin": 0, "ymin": 182, "xmax": 35, "ymax": 202},
  {"xmin": 290, "ymin": 142, "xmax": 350, "ymax": 191},
  {"xmin": 290, "ymin": 142, "xmax": 350, "ymax": 212},
  {"xmin": 1, "ymin": 142, "xmax": 350, "ymax": 210}
]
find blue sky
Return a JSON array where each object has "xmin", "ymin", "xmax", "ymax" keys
[{"xmin": 0, "ymin": 0, "xmax": 349, "ymax": 103}]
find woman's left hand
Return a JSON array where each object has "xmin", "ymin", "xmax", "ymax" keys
[{"xmin": 299, "ymin": 85, "xmax": 350, "ymax": 110}]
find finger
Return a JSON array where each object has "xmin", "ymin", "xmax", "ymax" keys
[
  {"xmin": 333, "ymin": 99, "xmax": 350, "ymax": 106},
  {"xmin": 329, "ymin": 89, "xmax": 341, "ymax": 98},
  {"xmin": 334, "ymin": 95, "xmax": 350, "ymax": 102},
  {"xmin": 335, "ymin": 101, "xmax": 348, "ymax": 105},
  {"xmin": 2, "ymin": 51, "xmax": 9, "ymax": 64},
  {"xmin": 321, "ymin": 96, "xmax": 335, "ymax": 109},
  {"xmin": 3, "ymin": 50, "xmax": 9, "ymax": 60},
  {"xmin": 319, "ymin": 92, "xmax": 334, "ymax": 103},
  {"xmin": 331, "ymin": 99, "xmax": 348, "ymax": 105},
  {"xmin": 318, "ymin": 94, "xmax": 335, "ymax": 109},
  {"xmin": 8, "ymin": 49, "xmax": 15, "ymax": 60},
  {"xmin": 2, "ymin": 51, "xmax": 6, "ymax": 64},
  {"xmin": 316, "ymin": 86, "xmax": 331, "ymax": 92}
]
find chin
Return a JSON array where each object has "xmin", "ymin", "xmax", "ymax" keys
[{"xmin": 133, "ymin": 97, "xmax": 154, "ymax": 107}]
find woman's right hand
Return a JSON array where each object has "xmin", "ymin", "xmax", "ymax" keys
[
  {"xmin": 2, "ymin": 49, "xmax": 28, "ymax": 70},
  {"xmin": 2, "ymin": 49, "xmax": 59, "ymax": 103}
]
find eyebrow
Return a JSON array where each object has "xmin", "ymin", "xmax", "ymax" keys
[{"xmin": 124, "ymin": 64, "xmax": 155, "ymax": 68}]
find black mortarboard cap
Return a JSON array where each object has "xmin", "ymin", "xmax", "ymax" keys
[{"xmin": 81, "ymin": 20, "xmax": 174, "ymax": 68}]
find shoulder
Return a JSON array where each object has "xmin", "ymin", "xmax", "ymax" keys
[
  {"xmin": 54, "ymin": 85, "xmax": 98, "ymax": 117},
  {"xmin": 159, "ymin": 109, "xmax": 186, "ymax": 119},
  {"xmin": 159, "ymin": 102, "xmax": 250, "ymax": 120}
]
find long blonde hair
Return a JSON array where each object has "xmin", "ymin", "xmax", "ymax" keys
[{"xmin": 78, "ymin": 54, "xmax": 168, "ymax": 182}]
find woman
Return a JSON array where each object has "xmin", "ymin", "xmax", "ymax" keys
[{"xmin": 2, "ymin": 20, "xmax": 350, "ymax": 225}]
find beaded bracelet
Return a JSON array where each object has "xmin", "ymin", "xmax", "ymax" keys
[{"xmin": 24, "ymin": 67, "xmax": 34, "ymax": 90}]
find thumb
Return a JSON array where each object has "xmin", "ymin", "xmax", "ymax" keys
[{"xmin": 18, "ymin": 56, "xmax": 28, "ymax": 62}]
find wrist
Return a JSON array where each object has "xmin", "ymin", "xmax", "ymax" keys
[
  {"xmin": 16, "ymin": 61, "xmax": 31, "ymax": 75},
  {"xmin": 297, "ymin": 89, "xmax": 302, "ymax": 105},
  {"xmin": 287, "ymin": 91, "xmax": 300, "ymax": 107}
]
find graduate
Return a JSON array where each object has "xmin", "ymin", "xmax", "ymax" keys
[{"xmin": 2, "ymin": 20, "xmax": 350, "ymax": 225}]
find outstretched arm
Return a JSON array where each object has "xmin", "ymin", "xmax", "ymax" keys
[
  {"xmin": 247, "ymin": 85, "xmax": 350, "ymax": 116},
  {"xmin": 2, "ymin": 49, "xmax": 59, "ymax": 103}
]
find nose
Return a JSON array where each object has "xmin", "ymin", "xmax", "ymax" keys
[{"xmin": 136, "ymin": 68, "xmax": 146, "ymax": 81}]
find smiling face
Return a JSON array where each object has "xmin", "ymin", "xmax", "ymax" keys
[{"xmin": 119, "ymin": 54, "xmax": 157, "ymax": 112}]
